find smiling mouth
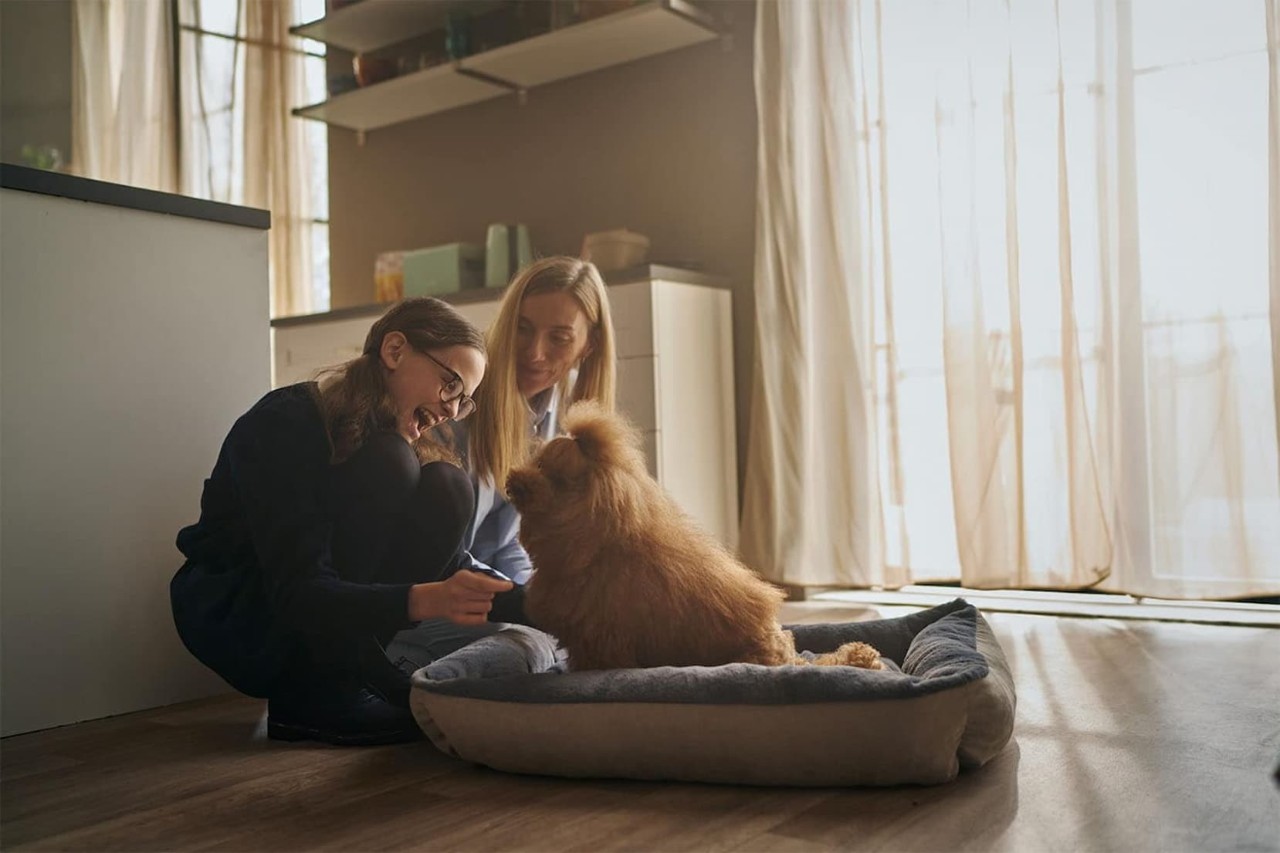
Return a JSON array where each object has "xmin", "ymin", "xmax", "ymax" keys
[{"xmin": 414, "ymin": 406, "xmax": 442, "ymax": 431}]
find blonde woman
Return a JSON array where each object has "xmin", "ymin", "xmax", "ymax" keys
[{"xmin": 386, "ymin": 256, "xmax": 617, "ymax": 667}]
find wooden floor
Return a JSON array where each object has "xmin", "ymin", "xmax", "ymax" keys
[{"xmin": 3, "ymin": 603, "xmax": 1278, "ymax": 852}]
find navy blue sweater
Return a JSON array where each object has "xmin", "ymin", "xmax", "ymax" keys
[{"xmin": 171, "ymin": 383, "xmax": 414, "ymax": 695}]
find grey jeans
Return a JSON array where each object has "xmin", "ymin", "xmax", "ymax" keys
[{"xmin": 384, "ymin": 618, "xmax": 505, "ymax": 675}]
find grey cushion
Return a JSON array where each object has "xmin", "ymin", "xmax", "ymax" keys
[{"xmin": 409, "ymin": 598, "xmax": 1016, "ymax": 786}]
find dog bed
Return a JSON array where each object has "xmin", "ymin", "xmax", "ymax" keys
[{"xmin": 409, "ymin": 598, "xmax": 1015, "ymax": 787}]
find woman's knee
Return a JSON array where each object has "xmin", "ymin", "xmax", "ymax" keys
[
  {"xmin": 337, "ymin": 432, "xmax": 421, "ymax": 505},
  {"xmin": 415, "ymin": 461, "xmax": 474, "ymax": 534}
]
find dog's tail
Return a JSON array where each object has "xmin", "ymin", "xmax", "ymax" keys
[{"xmin": 795, "ymin": 641, "xmax": 885, "ymax": 670}]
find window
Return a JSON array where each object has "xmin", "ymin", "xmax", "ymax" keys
[
  {"xmin": 177, "ymin": 0, "xmax": 330, "ymax": 312},
  {"xmin": 856, "ymin": 0, "xmax": 1276, "ymax": 596}
]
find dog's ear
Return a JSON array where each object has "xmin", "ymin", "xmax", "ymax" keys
[{"xmin": 561, "ymin": 400, "xmax": 643, "ymax": 466}]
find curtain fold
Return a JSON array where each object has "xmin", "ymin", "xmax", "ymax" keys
[
  {"xmin": 745, "ymin": 0, "xmax": 1280, "ymax": 599},
  {"xmin": 740, "ymin": 0, "xmax": 888, "ymax": 588},
  {"xmin": 934, "ymin": 1, "xmax": 1112, "ymax": 590},
  {"xmin": 71, "ymin": 0, "xmax": 177, "ymax": 192},
  {"xmin": 1269, "ymin": 0, "xmax": 1280, "ymax": 484},
  {"xmin": 242, "ymin": 0, "xmax": 313, "ymax": 318},
  {"xmin": 74, "ymin": 0, "xmax": 317, "ymax": 317}
]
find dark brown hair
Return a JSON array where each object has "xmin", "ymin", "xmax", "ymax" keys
[{"xmin": 315, "ymin": 297, "xmax": 485, "ymax": 463}]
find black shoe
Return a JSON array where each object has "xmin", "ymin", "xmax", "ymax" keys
[
  {"xmin": 267, "ymin": 685, "xmax": 423, "ymax": 746},
  {"xmin": 357, "ymin": 634, "xmax": 414, "ymax": 708}
]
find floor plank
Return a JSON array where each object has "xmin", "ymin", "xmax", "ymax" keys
[{"xmin": 3, "ymin": 604, "xmax": 1277, "ymax": 852}]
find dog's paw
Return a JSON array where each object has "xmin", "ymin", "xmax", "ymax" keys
[{"xmin": 803, "ymin": 641, "xmax": 886, "ymax": 670}]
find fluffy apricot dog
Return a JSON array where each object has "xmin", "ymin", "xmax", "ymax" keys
[{"xmin": 506, "ymin": 401, "xmax": 883, "ymax": 672}]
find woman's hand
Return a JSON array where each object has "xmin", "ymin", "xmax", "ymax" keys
[{"xmin": 408, "ymin": 571, "xmax": 515, "ymax": 624}]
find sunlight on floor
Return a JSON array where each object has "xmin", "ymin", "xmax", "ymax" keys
[{"xmin": 806, "ymin": 585, "xmax": 1280, "ymax": 627}]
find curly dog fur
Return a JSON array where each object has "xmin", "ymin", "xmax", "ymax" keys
[{"xmin": 506, "ymin": 401, "xmax": 883, "ymax": 672}]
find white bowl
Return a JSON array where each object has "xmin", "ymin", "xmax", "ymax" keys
[{"xmin": 581, "ymin": 228, "xmax": 650, "ymax": 272}]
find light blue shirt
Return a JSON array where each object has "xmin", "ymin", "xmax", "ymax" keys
[{"xmin": 447, "ymin": 386, "xmax": 559, "ymax": 585}]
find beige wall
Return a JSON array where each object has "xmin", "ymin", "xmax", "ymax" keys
[
  {"xmin": 0, "ymin": 0, "xmax": 73, "ymax": 165},
  {"xmin": 326, "ymin": 2, "xmax": 758, "ymax": 480}
]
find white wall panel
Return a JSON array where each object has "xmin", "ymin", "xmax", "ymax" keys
[{"xmin": 0, "ymin": 188, "xmax": 270, "ymax": 735}]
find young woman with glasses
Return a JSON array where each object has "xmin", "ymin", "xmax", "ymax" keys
[
  {"xmin": 170, "ymin": 297, "xmax": 513, "ymax": 746},
  {"xmin": 384, "ymin": 256, "xmax": 618, "ymax": 672}
]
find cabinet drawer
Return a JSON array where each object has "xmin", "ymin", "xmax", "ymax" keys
[
  {"xmin": 608, "ymin": 281, "xmax": 655, "ymax": 358},
  {"xmin": 453, "ymin": 298, "xmax": 501, "ymax": 332},
  {"xmin": 650, "ymin": 427, "xmax": 737, "ymax": 550},
  {"xmin": 616, "ymin": 355, "xmax": 658, "ymax": 432},
  {"xmin": 272, "ymin": 316, "xmax": 373, "ymax": 387},
  {"xmin": 271, "ymin": 297, "xmax": 502, "ymax": 389}
]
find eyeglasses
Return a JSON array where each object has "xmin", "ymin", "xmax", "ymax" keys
[{"xmin": 421, "ymin": 351, "xmax": 477, "ymax": 420}]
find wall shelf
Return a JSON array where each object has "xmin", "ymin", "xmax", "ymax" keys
[
  {"xmin": 294, "ymin": 62, "xmax": 512, "ymax": 131},
  {"xmin": 290, "ymin": 0, "xmax": 498, "ymax": 54},
  {"xmin": 291, "ymin": 0, "xmax": 720, "ymax": 134},
  {"xmin": 461, "ymin": 0, "xmax": 716, "ymax": 89}
]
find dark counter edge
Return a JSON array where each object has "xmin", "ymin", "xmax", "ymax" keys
[
  {"xmin": 1, "ymin": 163, "xmax": 270, "ymax": 230},
  {"xmin": 271, "ymin": 264, "xmax": 729, "ymax": 328}
]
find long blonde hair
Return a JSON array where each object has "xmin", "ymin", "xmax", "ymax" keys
[
  {"xmin": 316, "ymin": 297, "xmax": 485, "ymax": 464},
  {"xmin": 470, "ymin": 256, "xmax": 617, "ymax": 490}
]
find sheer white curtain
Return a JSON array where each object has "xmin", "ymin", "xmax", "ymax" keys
[
  {"xmin": 71, "ymin": 0, "xmax": 177, "ymax": 192},
  {"xmin": 178, "ymin": 0, "xmax": 315, "ymax": 317},
  {"xmin": 73, "ymin": 0, "xmax": 319, "ymax": 317},
  {"xmin": 742, "ymin": 0, "xmax": 1280, "ymax": 600},
  {"xmin": 242, "ymin": 0, "xmax": 314, "ymax": 318},
  {"xmin": 1270, "ymin": 0, "xmax": 1280, "ymax": 501},
  {"xmin": 741, "ymin": 0, "xmax": 894, "ymax": 589}
]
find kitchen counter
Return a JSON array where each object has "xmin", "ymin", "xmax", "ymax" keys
[
  {"xmin": 270, "ymin": 263, "xmax": 727, "ymax": 327},
  {"xmin": 0, "ymin": 162, "xmax": 270, "ymax": 230},
  {"xmin": 1, "ymin": 160, "xmax": 270, "ymax": 735}
]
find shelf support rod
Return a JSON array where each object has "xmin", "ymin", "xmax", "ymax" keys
[{"xmin": 455, "ymin": 65, "xmax": 521, "ymax": 93}]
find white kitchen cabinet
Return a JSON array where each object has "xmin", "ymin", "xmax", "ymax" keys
[
  {"xmin": 607, "ymin": 278, "xmax": 738, "ymax": 549},
  {"xmin": 1, "ymin": 165, "xmax": 271, "ymax": 735},
  {"xmin": 271, "ymin": 270, "xmax": 738, "ymax": 547}
]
